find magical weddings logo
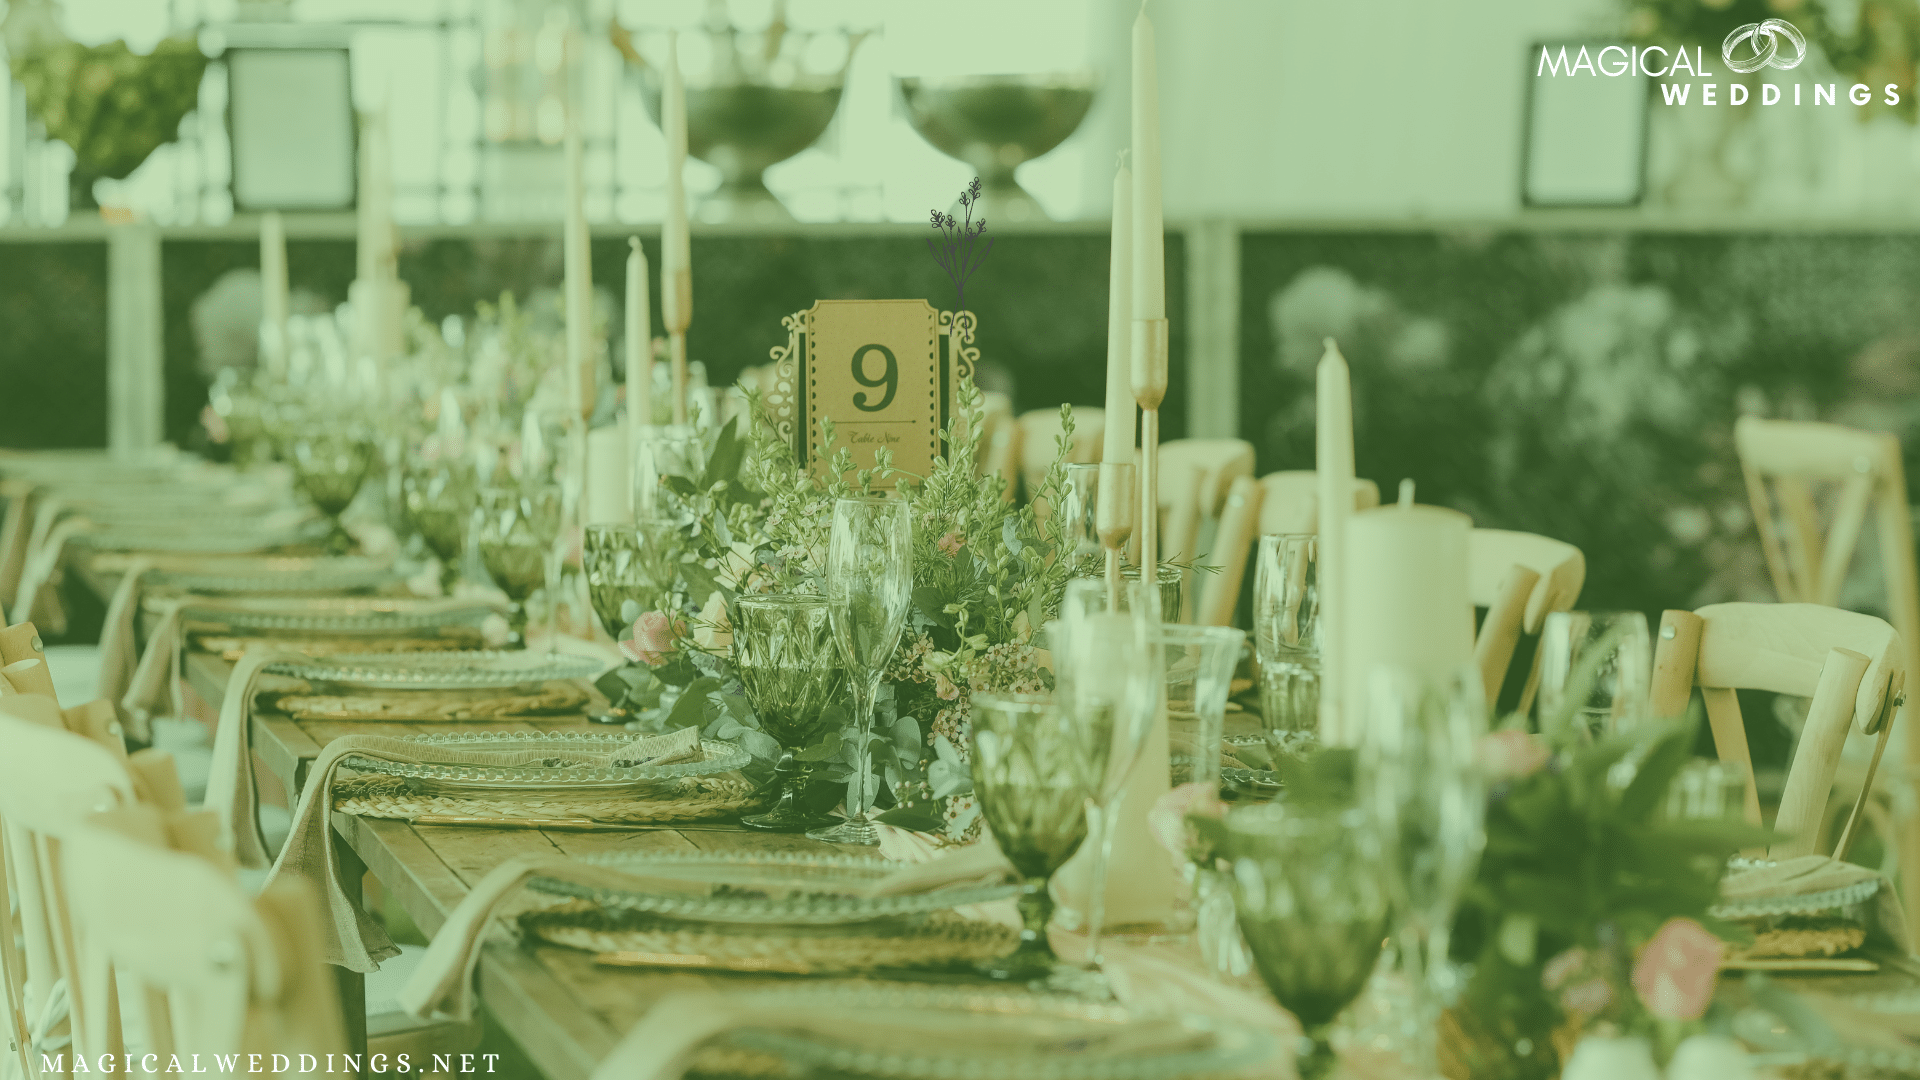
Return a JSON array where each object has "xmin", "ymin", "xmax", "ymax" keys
[{"xmin": 1535, "ymin": 17, "xmax": 1901, "ymax": 108}]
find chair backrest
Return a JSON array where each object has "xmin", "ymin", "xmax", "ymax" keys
[
  {"xmin": 1254, "ymin": 471, "xmax": 1381, "ymax": 535},
  {"xmin": 1650, "ymin": 602, "xmax": 1905, "ymax": 860},
  {"xmin": 65, "ymin": 808, "xmax": 346, "ymax": 1067},
  {"xmin": 1153, "ymin": 440, "xmax": 1256, "ymax": 623},
  {"xmin": 0, "ymin": 697, "xmax": 138, "ymax": 1073},
  {"xmin": 976, "ymin": 391, "xmax": 1020, "ymax": 502},
  {"xmin": 1467, "ymin": 529, "xmax": 1585, "ymax": 711},
  {"xmin": 1016, "ymin": 407, "xmax": 1104, "ymax": 501},
  {"xmin": 0, "ymin": 483, "xmax": 33, "ymax": 620}
]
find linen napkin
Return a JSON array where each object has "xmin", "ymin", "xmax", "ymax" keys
[
  {"xmin": 1718, "ymin": 854, "xmax": 1911, "ymax": 954},
  {"xmin": 270, "ymin": 727, "xmax": 702, "ymax": 974},
  {"xmin": 399, "ymin": 798, "xmax": 1012, "ymax": 1023}
]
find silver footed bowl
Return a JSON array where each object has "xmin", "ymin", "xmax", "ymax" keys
[{"xmin": 897, "ymin": 74, "xmax": 1097, "ymax": 224}]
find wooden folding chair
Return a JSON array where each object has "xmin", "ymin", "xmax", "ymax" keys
[
  {"xmin": 0, "ymin": 696, "xmax": 138, "ymax": 1078},
  {"xmin": 0, "ymin": 483, "xmax": 34, "ymax": 626},
  {"xmin": 976, "ymin": 391, "xmax": 1021, "ymax": 503},
  {"xmin": 1468, "ymin": 529, "xmax": 1585, "ymax": 712},
  {"xmin": 1649, "ymin": 602, "xmax": 1905, "ymax": 861},
  {"xmin": 1254, "ymin": 471, "xmax": 1381, "ymax": 535},
  {"xmin": 1150, "ymin": 440, "xmax": 1256, "ymax": 623},
  {"xmin": 1735, "ymin": 417, "xmax": 1920, "ymax": 927},
  {"xmin": 64, "ymin": 812, "xmax": 348, "ymax": 1072}
]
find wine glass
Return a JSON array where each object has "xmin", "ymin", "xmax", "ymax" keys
[
  {"xmin": 1538, "ymin": 610, "xmax": 1652, "ymax": 741},
  {"xmin": 1357, "ymin": 665, "xmax": 1488, "ymax": 1079},
  {"xmin": 1227, "ymin": 800, "xmax": 1393, "ymax": 1080},
  {"xmin": 735, "ymin": 594, "xmax": 842, "ymax": 832},
  {"xmin": 476, "ymin": 485, "xmax": 553, "ymax": 648},
  {"xmin": 582, "ymin": 524, "xmax": 665, "ymax": 637},
  {"xmin": 1049, "ymin": 577, "xmax": 1163, "ymax": 972},
  {"xmin": 403, "ymin": 461, "xmax": 475, "ymax": 594},
  {"xmin": 1253, "ymin": 533, "xmax": 1320, "ymax": 759},
  {"xmin": 287, "ymin": 425, "xmax": 374, "ymax": 554},
  {"xmin": 807, "ymin": 497, "xmax": 912, "ymax": 846},
  {"xmin": 968, "ymin": 690, "xmax": 1110, "ymax": 981}
]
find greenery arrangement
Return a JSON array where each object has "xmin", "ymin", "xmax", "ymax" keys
[
  {"xmin": 595, "ymin": 375, "xmax": 1082, "ymax": 841},
  {"xmin": 11, "ymin": 32, "xmax": 208, "ymax": 203}
]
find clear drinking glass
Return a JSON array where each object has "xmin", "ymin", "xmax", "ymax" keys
[
  {"xmin": 969, "ymin": 690, "xmax": 1111, "ymax": 981},
  {"xmin": 1050, "ymin": 577, "xmax": 1164, "ymax": 971},
  {"xmin": 1253, "ymin": 534, "xmax": 1320, "ymax": 758},
  {"xmin": 1538, "ymin": 610, "xmax": 1652, "ymax": 740},
  {"xmin": 1159, "ymin": 624, "xmax": 1247, "ymax": 790},
  {"xmin": 632, "ymin": 424, "xmax": 701, "ymax": 527},
  {"xmin": 1228, "ymin": 801, "xmax": 1394, "ymax": 1080},
  {"xmin": 1357, "ymin": 664, "xmax": 1489, "ymax": 1079},
  {"xmin": 1059, "ymin": 462, "xmax": 1103, "ymax": 572},
  {"xmin": 807, "ymin": 497, "xmax": 913, "ymax": 846},
  {"xmin": 735, "ymin": 595, "xmax": 842, "ymax": 833}
]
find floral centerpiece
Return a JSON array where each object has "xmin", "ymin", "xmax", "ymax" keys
[{"xmin": 595, "ymin": 376, "xmax": 1082, "ymax": 841}]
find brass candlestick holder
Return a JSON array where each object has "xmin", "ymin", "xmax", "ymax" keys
[
  {"xmin": 1131, "ymin": 317, "xmax": 1170, "ymax": 584},
  {"xmin": 1096, "ymin": 461, "xmax": 1137, "ymax": 610},
  {"xmin": 665, "ymin": 265, "xmax": 692, "ymax": 425}
]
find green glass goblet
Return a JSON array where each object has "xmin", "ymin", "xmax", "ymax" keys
[
  {"xmin": 733, "ymin": 594, "xmax": 842, "ymax": 832},
  {"xmin": 969, "ymin": 690, "xmax": 1112, "ymax": 983},
  {"xmin": 1226, "ymin": 801, "xmax": 1393, "ymax": 1080},
  {"xmin": 403, "ymin": 465, "xmax": 474, "ymax": 594},
  {"xmin": 476, "ymin": 485, "xmax": 548, "ymax": 647},
  {"xmin": 288, "ymin": 427, "xmax": 374, "ymax": 554}
]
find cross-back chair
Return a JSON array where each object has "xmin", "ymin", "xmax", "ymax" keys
[
  {"xmin": 1734, "ymin": 417, "xmax": 1920, "ymax": 932},
  {"xmin": 976, "ymin": 391, "xmax": 1020, "ymax": 502},
  {"xmin": 1153, "ymin": 439, "xmax": 1256, "ymax": 624},
  {"xmin": 1468, "ymin": 529, "xmax": 1585, "ymax": 713},
  {"xmin": 1254, "ymin": 471, "xmax": 1381, "ymax": 535},
  {"xmin": 1650, "ymin": 602, "xmax": 1905, "ymax": 861}
]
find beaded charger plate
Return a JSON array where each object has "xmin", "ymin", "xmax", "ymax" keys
[
  {"xmin": 150, "ymin": 556, "xmax": 400, "ymax": 594},
  {"xmin": 340, "ymin": 731, "xmax": 750, "ymax": 792},
  {"xmin": 177, "ymin": 596, "xmax": 501, "ymax": 635},
  {"xmin": 717, "ymin": 985, "xmax": 1274, "ymax": 1080},
  {"xmin": 526, "ymin": 850, "xmax": 1019, "ymax": 925},
  {"xmin": 266, "ymin": 650, "xmax": 603, "ymax": 690}
]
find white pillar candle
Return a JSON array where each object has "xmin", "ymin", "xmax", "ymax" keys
[
  {"xmin": 1341, "ymin": 503, "xmax": 1476, "ymax": 746},
  {"xmin": 1316, "ymin": 338, "xmax": 1355, "ymax": 743},
  {"xmin": 585, "ymin": 425, "xmax": 630, "ymax": 524},
  {"xmin": 626, "ymin": 238, "xmax": 652, "ymax": 432},
  {"xmin": 1102, "ymin": 165, "xmax": 1135, "ymax": 466},
  {"xmin": 1129, "ymin": 7, "xmax": 1165, "ymax": 323},
  {"xmin": 259, "ymin": 210, "xmax": 288, "ymax": 379}
]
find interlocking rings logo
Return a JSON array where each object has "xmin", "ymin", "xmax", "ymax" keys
[{"xmin": 1723, "ymin": 18, "xmax": 1808, "ymax": 73}]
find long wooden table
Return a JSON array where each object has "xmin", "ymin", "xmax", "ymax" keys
[{"xmin": 185, "ymin": 652, "xmax": 866, "ymax": 1080}]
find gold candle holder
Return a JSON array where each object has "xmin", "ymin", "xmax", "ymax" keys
[
  {"xmin": 1096, "ymin": 461, "xmax": 1137, "ymax": 610},
  {"xmin": 1131, "ymin": 317, "xmax": 1170, "ymax": 583},
  {"xmin": 665, "ymin": 266, "xmax": 692, "ymax": 425}
]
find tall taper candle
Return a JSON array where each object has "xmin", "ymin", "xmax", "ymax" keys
[
  {"xmin": 626, "ymin": 237, "xmax": 652, "ymax": 445},
  {"xmin": 1102, "ymin": 165, "xmax": 1136, "ymax": 467},
  {"xmin": 660, "ymin": 31, "xmax": 692, "ymax": 425},
  {"xmin": 259, "ymin": 210, "xmax": 288, "ymax": 380},
  {"xmin": 1130, "ymin": 6, "xmax": 1164, "ymax": 322},
  {"xmin": 1315, "ymin": 338, "xmax": 1355, "ymax": 744},
  {"xmin": 563, "ymin": 121, "xmax": 591, "ymax": 424}
]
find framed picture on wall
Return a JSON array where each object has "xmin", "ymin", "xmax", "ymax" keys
[
  {"xmin": 1521, "ymin": 41, "xmax": 1651, "ymax": 208},
  {"xmin": 226, "ymin": 45, "xmax": 357, "ymax": 211}
]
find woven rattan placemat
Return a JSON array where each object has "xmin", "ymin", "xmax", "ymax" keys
[{"xmin": 331, "ymin": 771, "xmax": 765, "ymax": 823}]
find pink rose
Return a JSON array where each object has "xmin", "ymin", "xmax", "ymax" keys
[
  {"xmin": 620, "ymin": 610, "xmax": 682, "ymax": 666},
  {"xmin": 1541, "ymin": 947, "xmax": 1588, "ymax": 991},
  {"xmin": 1148, "ymin": 782, "xmax": 1226, "ymax": 869},
  {"xmin": 1479, "ymin": 729, "xmax": 1551, "ymax": 779},
  {"xmin": 1632, "ymin": 917, "xmax": 1722, "ymax": 1021},
  {"xmin": 936, "ymin": 531, "xmax": 965, "ymax": 557},
  {"xmin": 934, "ymin": 672, "xmax": 960, "ymax": 701}
]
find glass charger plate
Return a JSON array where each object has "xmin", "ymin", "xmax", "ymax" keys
[
  {"xmin": 77, "ymin": 522, "xmax": 322, "ymax": 554},
  {"xmin": 528, "ymin": 851, "xmax": 1020, "ymax": 925},
  {"xmin": 720, "ymin": 985, "xmax": 1273, "ymax": 1080},
  {"xmin": 149, "ymin": 557, "xmax": 402, "ymax": 594},
  {"xmin": 176, "ymin": 596, "xmax": 501, "ymax": 634},
  {"xmin": 266, "ymin": 649, "xmax": 604, "ymax": 689},
  {"xmin": 341, "ymin": 731, "xmax": 749, "ymax": 791}
]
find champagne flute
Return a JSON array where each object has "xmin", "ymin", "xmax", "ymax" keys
[
  {"xmin": 1357, "ymin": 665, "xmax": 1488, "ymax": 1079},
  {"xmin": 807, "ymin": 497, "xmax": 912, "ymax": 846}
]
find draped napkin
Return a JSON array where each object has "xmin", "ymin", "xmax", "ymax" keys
[
  {"xmin": 581, "ymin": 827, "xmax": 1299, "ymax": 1080},
  {"xmin": 268, "ymin": 727, "xmax": 701, "ymax": 974},
  {"xmin": 398, "ymin": 817, "xmax": 1015, "ymax": 1023},
  {"xmin": 1719, "ymin": 853, "xmax": 1911, "ymax": 954}
]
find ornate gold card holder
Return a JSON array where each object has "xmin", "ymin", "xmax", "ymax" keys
[{"xmin": 764, "ymin": 300, "xmax": 979, "ymax": 488}]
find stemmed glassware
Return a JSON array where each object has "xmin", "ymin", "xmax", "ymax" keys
[
  {"xmin": 1227, "ymin": 801, "xmax": 1394, "ymax": 1080},
  {"xmin": 476, "ymin": 485, "xmax": 551, "ymax": 648},
  {"xmin": 734, "ymin": 595, "xmax": 842, "ymax": 832},
  {"xmin": 1252, "ymin": 533, "xmax": 1321, "ymax": 758},
  {"xmin": 1357, "ymin": 665, "xmax": 1489, "ymax": 1079},
  {"xmin": 403, "ymin": 460, "xmax": 475, "ymax": 594},
  {"xmin": 807, "ymin": 497, "xmax": 913, "ymax": 846},
  {"xmin": 582, "ymin": 524, "xmax": 663, "ymax": 636},
  {"xmin": 1049, "ymin": 578, "xmax": 1163, "ymax": 972},
  {"xmin": 287, "ymin": 424, "xmax": 375, "ymax": 554},
  {"xmin": 968, "ymin": 690, "xmax": 1110, "ymax": 981},
  {"xmin": 1538, "ymin": 610, "xmax": 1652, "ymax": 740}
]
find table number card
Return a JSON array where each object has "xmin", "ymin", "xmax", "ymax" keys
[{"xmin": 764, "ymin": 299, "xmax": 978, "ymax": 489}]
